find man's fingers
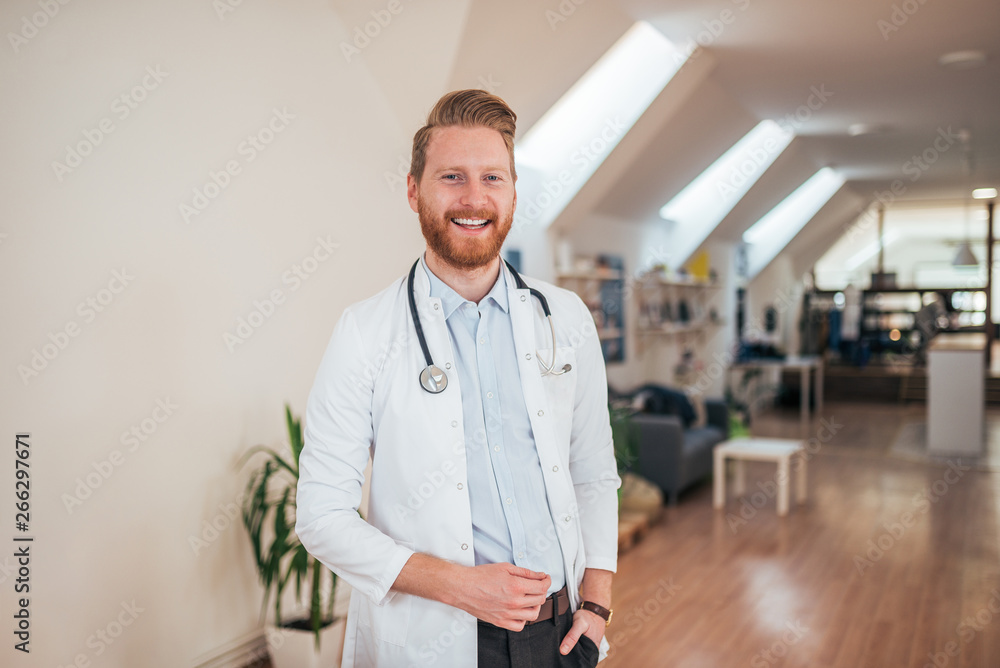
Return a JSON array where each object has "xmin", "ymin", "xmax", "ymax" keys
[
  {"xmin": 507, "ymin": 564, "xmax": 549, "ymax": 581},
  {"xmin": 559, "ymin": 617, "xmax": 587, "ymax": 655}
]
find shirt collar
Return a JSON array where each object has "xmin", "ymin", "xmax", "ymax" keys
[{"xmin": 421, "ymin": 255, "xmax": 510, "ymax": 318}]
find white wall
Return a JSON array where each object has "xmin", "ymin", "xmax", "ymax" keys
[{"xmin": 0, "ymin": 1, "xmax": 455, "ymax": 665}]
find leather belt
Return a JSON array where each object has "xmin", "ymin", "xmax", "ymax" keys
[{"xmin": 524, "ymin": 585, "xmax": 569, "ymax": 625}]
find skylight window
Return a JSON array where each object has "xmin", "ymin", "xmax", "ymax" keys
[
  {"xmin": 744, "ymin": 167, "xmax": 845, "ymax": 278},
  {"xmin": 658, "ymin": 120, "xmax": 793, "ymax": 266},
  {"xmin": 512, "ymin": 21, "xmax": 687, "ymax": 231}
]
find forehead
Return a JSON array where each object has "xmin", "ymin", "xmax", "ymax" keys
[{"xmin": 425, "ymin": 125, "xmax": 511, "ymax": 173}]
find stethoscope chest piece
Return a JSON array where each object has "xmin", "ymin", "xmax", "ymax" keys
[{"xmin": 419, "ymin": 364, "xmax": 448, "ymax": 394}]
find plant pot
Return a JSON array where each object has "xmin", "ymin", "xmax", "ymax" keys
[{"xmin": 267, "ymin": 616, "xmax": 346, "ymax": 668}]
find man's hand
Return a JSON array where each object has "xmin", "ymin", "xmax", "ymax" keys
[
  {"xmin": 559, "ymin": 607, "xmax": 604, "ymax": 655},
  {"xmin": 392, "ymin": 554, "xmax": 550, "ymax": 631},
  {"xmin": 454, "ymin": 562, "xmax": 551, "ymax": 630}
]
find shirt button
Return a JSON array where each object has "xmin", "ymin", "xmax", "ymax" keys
[
  {"xmin": 457, "ymin": 483, "xmax": 464, "ymax": 490},
  {"xmin": 505, "ymin": 497, "xmax": 512, "ymax": 505},
  {"xmin": 479, "ymin": 338, "xmax": 486, "ymax": 345},
  {"xmin": 487, "ymin": 392, "xmax": 494, "ymax": 399},
  {"xmin": 525, "ymin": 353, "xmax": 532, "ymax": 360},
  {"xmin": 451, "ymin": 420, "xmax": 458, "ymax": 428},
  {"xmin": 564, "ymin": 515, "xmax": 571, "ymax": 523},
  {"xmin": 552, "ymin": 466, "xmax": 559, "ymax": 472},
  {"xmin": 494, "ymin": 445, "xmax": 501, "ymax": 452},
  {"xmin": 537, "ymin": 410, "xmax": 545, "ymax": 417},
  {"xmin": 517, "ymin": 551, "xmax": 524, "ymax": 558},
  {"xmin": 461, "ymin": 543, "xmax": 469, "ymax": 550}
]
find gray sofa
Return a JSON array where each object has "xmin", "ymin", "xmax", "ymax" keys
[{"xmin": 631, "ymin": 394, "xmax": 729, "ymax": 506}]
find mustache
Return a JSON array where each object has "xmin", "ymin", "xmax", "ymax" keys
[{"xmin": 443, "ymin": 209, "xmax": 496, "ymax": 221}]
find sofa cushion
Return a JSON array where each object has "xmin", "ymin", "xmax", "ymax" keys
[{"xmin": 682, "ymin": 426, "xmax": 725, "ymax": 455}]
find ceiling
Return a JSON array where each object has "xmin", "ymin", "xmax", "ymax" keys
[
  {"xmin": 441, "ymin": 0, "xmax": 999, "ymax": 272},
  {"xmin": 618, "ymin": 0, "xmax": 1000, "ymax": 205}
]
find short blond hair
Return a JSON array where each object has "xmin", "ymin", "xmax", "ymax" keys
[{"xmin": 410, "ymin": 89, "xmax": 517, "ymax": 183}]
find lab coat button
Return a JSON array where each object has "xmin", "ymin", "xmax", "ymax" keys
[
  {"xmin": 445, "ymin": 363, "xmax": 452, "ymax": 369},
  {"xmin": 451, "ymin": 420, "xmax": 458, "ymax": 428},
  {"xmin": 461, "ymin": 543, "xmax": 469, "ymax": 550},
  {"xmin": 525, "ymin": 353, "xmax": 532, "ymax": 360},
  {"xmin": 520, "ymin": 295, "xmax": 526, "ymax": 302},
  {"xmin": 457, "ymin": 483, "xmax": 464, "ymax": 490},
  {"xmin": 564, "ymin": 515, "xmax": 571, "ymax": 523},
  {"xmin": 537, "ymin": 410, "xmax": 544, "ymax": 417},
  {"xmin": 433, "ymin": 303, "xmax": 439, "ymax": 310},
  {"xmin": 552, "ymin": 466, "xmax": 559, "ymax": 472}
]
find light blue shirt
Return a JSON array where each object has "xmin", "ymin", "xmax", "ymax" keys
[{"xmin": 424, "ymin": 259, "xmax": 565, "ymax": 594}]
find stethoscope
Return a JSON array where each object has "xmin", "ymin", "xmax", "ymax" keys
[{"xmin": 408, "ymin": 258, "xmax": 572, "ymax": 394}]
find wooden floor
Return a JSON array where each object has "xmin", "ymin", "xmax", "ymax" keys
[{"xmin": 604, "ymin": 402, "xmax": 1000, "ymax": 668}]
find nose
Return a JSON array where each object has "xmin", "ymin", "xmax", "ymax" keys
[{"xmin": 459, "ymin": 179, "xmax": 489, "ymax": 208}]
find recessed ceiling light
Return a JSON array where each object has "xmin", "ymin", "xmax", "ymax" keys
[
  {"xmin": 939, "ymin": 50, "xmax": 987, "ymax": 69},
  {"xmin": 973, "ymin": 187, "xmax": 998, "ymax": 199}
]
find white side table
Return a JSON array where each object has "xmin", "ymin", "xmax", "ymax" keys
[{"xmin": 713, "ymin": 438, "xmax": 807, "ymax": 516}]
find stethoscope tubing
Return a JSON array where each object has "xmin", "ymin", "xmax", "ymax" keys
[{"xmin": 407, "ymin": 258, "xmax": 567, "ymax": 393}]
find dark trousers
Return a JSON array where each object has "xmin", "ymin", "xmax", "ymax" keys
[{"xmin": 477, "ymin": 608, "xmax": 599, "ymax": 668}]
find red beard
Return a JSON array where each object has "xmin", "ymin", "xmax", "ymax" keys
[{"xmin": 417, "ymin": 199, "xmax": 514, "ymax": 271}]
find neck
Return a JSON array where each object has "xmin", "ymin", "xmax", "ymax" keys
[{"xmin": 424, "ymin": 249, "xmax": 502, "ymax": 303}]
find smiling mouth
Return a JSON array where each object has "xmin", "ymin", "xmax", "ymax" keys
[{"xmin": 451, "ymin": 217, "xmax": 491, "ymax": 230}]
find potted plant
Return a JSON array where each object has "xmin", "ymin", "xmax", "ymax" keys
[{"xmin": 239, "ymin": 404, "xmax": 345, "ymax": 668}]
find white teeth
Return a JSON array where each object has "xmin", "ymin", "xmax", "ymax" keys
[{"xmin": 452, "ymin": 218, "xmax": 489, "ymax": 228}]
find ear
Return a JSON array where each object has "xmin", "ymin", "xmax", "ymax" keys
[{"xmin": 406, "ymin": 173, "xmax": 419, "ymax": 213}]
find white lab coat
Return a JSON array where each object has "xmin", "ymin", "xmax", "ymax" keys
[{"xmin": 295, "ymin": 259, "xmax": 620, "ymax": 667}]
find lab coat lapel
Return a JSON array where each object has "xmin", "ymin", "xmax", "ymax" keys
[{"xmin": 503, "ymin": 263, "xmax": 556, "ymax": 456}]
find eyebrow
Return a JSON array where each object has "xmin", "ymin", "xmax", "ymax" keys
[{"xmin": 433, "ymin": 165, "xmax": 511, "ymax": 175}]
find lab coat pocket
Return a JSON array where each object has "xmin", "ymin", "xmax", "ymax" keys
[
  {"xmin": 371, "ymin": 590, "xmax": 412, "ymax": 647},
  {"xmin": 537, "ymin": 346, "xmax": 577, "ymax": 446}
]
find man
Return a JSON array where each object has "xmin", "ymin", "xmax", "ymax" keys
[{"xmin": 296, "ymin": 89, "xmax": 620, "ymax": 667}]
